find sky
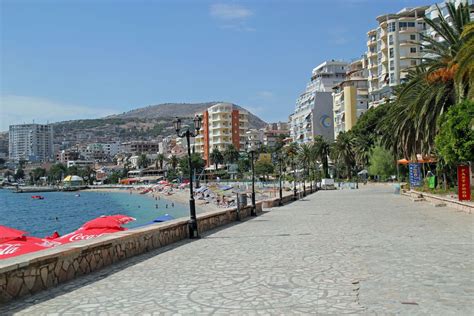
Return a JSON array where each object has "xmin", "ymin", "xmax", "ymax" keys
[{"xmin": 0, "ymin": 0, "xmax": 435, "ymax": 131}]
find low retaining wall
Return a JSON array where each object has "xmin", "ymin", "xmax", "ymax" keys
[
  {"xmin": 0, "ymin": 203, "xmax": 262, "ymax": 304},
  {"xmin": 261, "ymin": 187, "xmax": 318, "ymax": 209},
  {"xmin": 402, "ymin": 190, "xmax": 473, "ymax": 214}
]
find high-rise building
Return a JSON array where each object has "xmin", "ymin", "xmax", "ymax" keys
[
  {"xmin": 332, "ymin": 56, "xmax": 369, "ymax": 137},
  {"xmin": 8, "ymin": 124, "xmax": 54, "ymax": 162},
  {"xmin": 367, "ymin": 6, "xmax": 428, "ymax": 108},
  {"xmin": 194, "ymin": 103, "xmax": 249, "ymax": 165},
  {"xmin": 289, "ymin": 60, "xmax": 348, "ymax": 143}
]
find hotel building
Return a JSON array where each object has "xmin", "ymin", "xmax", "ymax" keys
[
  {"xmin": 194, "ymin": 103, "xmax": 249, "ymax": 165},
  {"xmin": 8, "ymin": 124, "xmax": 54, "ymax": 162},
  {"xmin": 366, "ymin": 6, "xmax": 428, "ymax": 108},
  {"xmin": 333, "ymin": 56, "xmax": 369, "ymax": 137},
  {"xmin": 289, "ymin": 60, "xmax": 348, "ymax": 143}
]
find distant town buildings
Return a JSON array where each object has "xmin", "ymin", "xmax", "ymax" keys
[
  {"xmin": 262, "ymin": 122, "xmax": 289, "ymax": 148},
  {"xmin": 8, "ymin": 124, "xmax": 54, "ymax": 162},
  {"xmin": 121, "ymin": 141, "xmax": 160, "ymax": 155},
  {"xmin": 289, "ymin": 60, "xmax": 348, "ymax": 143},
  {"xmin": 332, "ymin": 56, "xmax": 369, "ymax": 137},
  {"xmin": 366, "ymin": 6, "xmax": 428, "ymax": 108},
  {"xmin": 194, "ymin": 103, "xmax": 249, "ymax": 165}
]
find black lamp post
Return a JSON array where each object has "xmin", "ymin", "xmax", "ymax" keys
[
  {"xmin": 246, "ymin": 140, "xmax": 260, "ymax": 216},
  {"xmin": 173, "ymin": 115, "xmax": 202, "ymax": 239},
  {"xmin": 273, "ymin": 152, "xmax": 283, "ymax": 206},
  {"xmin": 292, "ymin": 158, "xmax": 297, "ymax": 200}
]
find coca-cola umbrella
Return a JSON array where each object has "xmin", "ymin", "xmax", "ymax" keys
[
  {"xmin": 54, "ymin": 215, "xmax": 135, "ymax": 245},
  {"xmin": 0, "ymin": 225, "xmax": 26, "ymax": 243},
  {"xmin": 0, "ymin": 236, "xmax": 59, "ymax": 260}
]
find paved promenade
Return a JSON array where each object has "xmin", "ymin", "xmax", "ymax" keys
[{"xmin": 3, "ymin": 185, "xmax": 473, "ymax": 315}]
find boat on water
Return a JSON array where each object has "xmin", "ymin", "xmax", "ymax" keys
[{"xmin": 31, "ymin": 195, "xmax": 44, "ymax": 200}]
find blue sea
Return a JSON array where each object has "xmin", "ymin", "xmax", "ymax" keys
[{"xmin": 0, "ymin": 189, "xmax": 190, "ymax": 238}]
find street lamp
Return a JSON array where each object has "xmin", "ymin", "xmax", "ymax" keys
[
  {"xmin": 272, "ymin": 152, "xmax": 283, "ymax": 206},
  {"xmin": 246, "ymin": 140, "xmax": 260, "ymax": 216},
  {"xmin": 173, "ymin": 115, "xmax": 202, "ymax": 239},
  {"xmin": 292, "ymin": 157, "xmax": 297, "ymax": 200}
]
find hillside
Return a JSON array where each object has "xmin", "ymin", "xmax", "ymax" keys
[
  {"xmin": 51, "ymin": 102, "xmax": 267, "ymax": 146},
  {"xmin": 107, "ymin": 102, "xmax": 267, "ymax": 129}
]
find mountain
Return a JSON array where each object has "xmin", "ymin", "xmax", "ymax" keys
[
  {"xmin": 51, "ymin": 102, "xmax": 267, "ymax": 146},
  {"xmin": 107, "ymin": 102, "xmax": 267, "ymax": 129}
]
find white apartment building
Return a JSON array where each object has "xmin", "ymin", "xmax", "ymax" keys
[
  {"xmin": 367, "ymin": 6, "xmax": 428, "ymax": 108},
  {"xmin": 333, "ymin": 57, "xmax": 369, "ymax": 137},
  {"xmin": 194, "ymin": 103, "xmax": 249, "ymax": 165},
  {"xmin": 8, "ymin": 124, "xmax": 54, "ymax": 162},
  {"xmin": 289, "ymin": 60, "xmax": 348, "ymax": 143}
]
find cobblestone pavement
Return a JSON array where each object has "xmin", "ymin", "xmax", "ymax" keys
[{"xmin": 3, "ymin": 185, "xmax": 473, "ymax": 315}]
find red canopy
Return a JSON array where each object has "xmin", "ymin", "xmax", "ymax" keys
[
  {"xmin": 53, "ymin": 215, "xmax": 135, "ymax": 245},
  {"xmin": 0, "ymin": 225, "xmax": 26, "ymax": 243},
  {"xmin": 0, "ymin": 236, "xmax": 59, "ymax": 260}
]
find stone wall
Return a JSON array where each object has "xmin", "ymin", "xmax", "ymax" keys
[
  {"xmin": 0, "ymin": 188, "xmax": 315, "ymax": 304},
  {"xmin": 0, "ymin": 203, "xmax": 265, "ymax": 304}
]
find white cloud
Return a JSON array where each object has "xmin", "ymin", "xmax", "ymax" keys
[
  {"xmin": 210, "ymin": 3, "xmax": 254, "ymax": 20},
  {"xmin": 210, "ymin": 3, "xmax": 255, "ymax": 32},
  {"xmin": 0, "ymin": 95, "xmax": 116, "ymax": 131}
]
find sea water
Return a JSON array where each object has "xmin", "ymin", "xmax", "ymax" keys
[{"xmin": 0, "ymin": 189, "xmax": 190, "ymax": 237}]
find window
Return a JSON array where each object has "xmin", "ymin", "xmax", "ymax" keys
[
  {"xmin": 408, "ymin": 22, "xmax": 415, "ymax": 27},
  {"xmin": 411, "ymin": 60, "xmax": 417, "ymax": 66},
  {"xmin": 410, "ymin": 47, "xmax": 417, "ymax": 53},
  {"xmin": 389, "ymin": 48, "xmax": 394, "ymax": 58},
  {"xmin": 388, "ymin": 22, "xmax": 396, "ymax": 32},
  {"xmin": 410, "ymin": 34, "xmax": 416, "ymax": 40},
  {"xmin": 389, "ymin": 34, "xmax": 394, "ymax": 45},
  {"xmin": 399, "ymin": 22, "xmax": 407, "ymax": 28}
]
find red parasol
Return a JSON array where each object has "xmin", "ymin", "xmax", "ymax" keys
[
  {"xmin": 0, "ymin": 225, "xmax": 26, "ymax": 243},
  {"xmin": 0, "ymin": 236, "xmax": 59, "ymax": 260},
  {"xmin": 53, "ymin": 215, "xmax": 135, "ymax": 245}
]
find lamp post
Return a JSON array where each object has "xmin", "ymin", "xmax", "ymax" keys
[
  {"xmin": 273, "ymin": 152, "xmax": 283, "ymax": 206},
  {"xmin": 173, "ymin": 115, "xmax": 202, "ymax": 239},
  {"xmin": 246, "ymin": 140, "xmax": 260, "ymax": 216},
  {"xmin": 292, "ymin": 158, "xmax": 297, "ymax": 200}
]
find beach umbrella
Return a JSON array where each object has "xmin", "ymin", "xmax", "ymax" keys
[
  {"xmin": 54, "ymin": 215, "xmax": 134, "ymax": 245},
  {"xmin": 152, "ymin": 214, "xmax": 175, "ymax": 222},
  {"xmin": 0, "ymin": 236, "xmax": 59, "ymax": 260},
  {"xmin": 0, "ymin": 225, "xmax": 26, "ymax": 243},
  {"xmin": 106, "ymin": 215, "xmax": 136, "ymax": 225}
]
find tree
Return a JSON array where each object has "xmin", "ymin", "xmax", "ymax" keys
[
  {"xmin": 48, "ymin": 163, "xmax": 67, "ymax": 183},
  {"xmin": 14, "ymin": 168, "xmax": 25, "ymax": 180},
  {"xmin": 155, "ymin": 154, "xmax": 166, "ymax": 170},
  {"xmin": 223, "ymin": 144, "xmax": 240, "ymax": 167},
  {"xmin": 298, "ymin": 143, "xmax": 313, "ymax": 192},
  {"xmin": 435, "ymin": 100, "xmax": 474, "ymax": 164},
  {"xmin": 332, "ymin": 132, "xmax": 355, "ymax": 179},
  {"xmin": 31, "ymin": 167, "xmax": 46, "ymax": 184},
  {"xmin": 255, "ymin": 160, "xmax": 274, "ymax": 181},
  {"xmin": 380, "ymin": 3, "xmax": 471, "ymax": 158},
  {"xmin": 454, "ymin": 22, "xmax": 474, "ymax": 100},
  {"xmin": 137, "ymin": 153, "xmax": 150, "ymax": 169},
  {"xmin": 312, "ymin": 136, "xmax": 330, "ymax": 178},
  {"xmin": 210, "ymin": 147, "xmax": 224, "ymax": 170},
  {"xmin": 178, "ymin": 153, "xmax": 205, "ymax": 179},
  {"xmin": 169, "ymin": 155, "xmax": 179, "ymax": 171},
  {"xmin": 368, "ymin": 146, "xmax": 396, "ymax": 180}
]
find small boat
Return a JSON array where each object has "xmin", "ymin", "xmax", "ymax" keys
[{"xmin": 31, "ymin": 195, "xmax": 44, "ymax": 200}]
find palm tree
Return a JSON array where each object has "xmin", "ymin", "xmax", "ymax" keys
[
  {"xmin": 223, "ymin": 144, "xmax": 240, "ymax": 169},
  {"xmin": 137, "ymin": 153, "xmax": 149, "ymax": 169},
  {"xmin": 210, "ymin": 147, "xmax": 224, "ymax": 171},
  {"xmin": 382, "ymin": 3, "xmax": 471, "ymax": 159},
  {"xmin": 454, "ymin": 22, "xmax": 474, "ymax": 100},
  {"xmin": 333, "ymin": 132, "xmax": 355, "ymax": 179},
  {"xmin": 155, "ymin": 153, "xmax": 166, "ymax": 170},
  {"xmin": 298, "ymin": 144, "xmax": 313, "ymax": 194},
  {"xmin": 312, "ymin": 136, "xmax": 330, "ymax": 178},
  {"xmin": 169, "ymin": 155, "xmax": 179, "ymax": 171},
  {"xmin": 352, "ymin": 133, "xmax": 372, "ymax": 170}
]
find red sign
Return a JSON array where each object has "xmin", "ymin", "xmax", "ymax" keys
[{"xmin": 457, "ymin": 165, "xmax": 471, "ymax": 201}]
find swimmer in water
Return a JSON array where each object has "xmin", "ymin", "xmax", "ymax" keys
[
  {"xmin": 166, "ymin": 204, "xmax": 168, "ymax": 209},
  {"xmin": 138, "ymin": 205, "xmax": 141, "ymax": 208},
  {"xmin": 171, "ymin": 202, "xmax": 174, "ymax": 207},
  {"xmin": 55, "ymin": 217, "xmax": 59, "ymax": 221},
  {"xmin": 155, "ymin": 204, "xmax": 158, "ymax": 208}
]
